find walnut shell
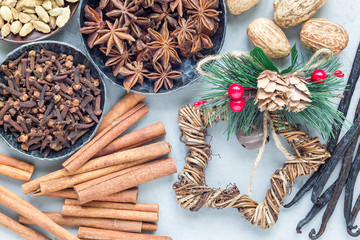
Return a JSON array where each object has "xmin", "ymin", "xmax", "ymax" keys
[
  {"xmin": 273, "ymin": 0, "xmax": 327, "ymax": 28},
  {"xmin": 247, "ymin": 17, "xmax": 290, "ymax": 59},
  {"xmin": 225, "ymin": 0, "xmax": 261, "ymax": 15},
  {"xmin": 300, "ymin": 18, "xmax": 349, "ymax": 56}
]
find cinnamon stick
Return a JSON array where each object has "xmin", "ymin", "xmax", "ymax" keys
[
  {"xmin": 31, "ymin": 188, "xmax": 138, "ymax": 203},
  {"xmin": 19, "ymin": 212, "xmax": 154, "ymax": 233},
  {"xmin": 22, "ymin": 139, "xmax": 168, "ymax": 195},
  {"xmin": 0, "ymin": 164, "xmax": 33, "ymax": 182},
  {"xmin": 78, "ymin": 227, "xmax": 171, "ymax": 240},
  {"xmin": 0, "ymin": 153, "xmax": 34, "ymax": 173},
  {"xmin": 65, "ymin": 199, "xmax": 159, "ymax": 213},
  {"xmin": 61, "ymin": 205, "xmax": 159, "ymax": 222},
  {"xmin": 74, "ymin": 158, "xmax": 177, "ymax": 204},
  {"xmin": 94, "ymin": 122, "xmax": 166, "ymax": 158},
  {"xmin": 96, "ymin": 93, "xmax": 146, "ymax": 135},
  {"xmin": 39, "ymin": 143, "xmax": 170, "ymax": 194},
  {"xmin": 63, "ymin": 102, "xmax": 149, "ymax": 173},
  {"xmin": 0, "ymin": 212, "xmax": 50, "ymax": 240},
  {"xmin": 0, "ymin": 185, "xmax": 79, "ymax": 240},
  {"xmin": 78, "ymin": 141, "xmax": 171, "ymax": 173}
]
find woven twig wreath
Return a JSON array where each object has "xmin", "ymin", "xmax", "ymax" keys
[{"xmin": 173, "ymin": 104, "xmax": 331, "ymax": 229}]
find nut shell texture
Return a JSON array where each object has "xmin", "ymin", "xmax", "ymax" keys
[
  {"xmin": 300, "ymin": 18, "xmax": 349, "ymax": 56},
  {"xmin": 226, "ymin": 0, "xmax": 261, "ymax": 15},
  {"xmin": 247, "ymin": 17, "xmax": 290, "ymax": 59},
  {"xmin": 273, "ymin": 0, "xmax": 327, "ymax": 28}
]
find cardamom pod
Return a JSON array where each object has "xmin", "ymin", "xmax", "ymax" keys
[
  {"xmin": 0, "ymin": 16, "xmax": 4, "ymax": 28},
  {"xmin": 0, "ymin": 6, "xmax": 13, "ymax": 22},
  {"xmin": 1, "ymin": 23, "xmax": 10, "ymax": 38},
  {"xmin": 1, "ymin": 0, "xmax": 17, "ymax": 8},
  {"xmin": 55, "ymin": 0, "xmax": 65, "ymax": 7},
  {"xmin": 23, "ymin": 0, "xmax": 37, "ymax": 8},
  {"xmin": 56, "ymin": 6, "xmax": 70, "ymax": 28},
  {"xmin": 19, "ymin": 12, "xmax": 31, "ymax": 23},
  {"xmin": 42, "ymin": 0, "xmax": 53, "ymax": 11},
  {"xmin": 48, "ymin": 7, "xmax": 63, "ymax": 17},
  {"xmin": 49, "ymin": 16, "xmax": 56, "ymax": 29},
  {"xmin": 19, "ymin": 22, "xmax": 34, "ymax": 37},
  {"xmin": 10, "ymin": 7, "xmax": 18, "ymax": 20},
  {"xmin": 35, "ymin": 6, "xmax": 50, "ymax": 23},
  {"xmin": 32, "ymin": 20, "xmax": 51, "ymax": 33},
  {"xmin": 10, "ymin": 20, "xmax": 22, "ymax": 34}
]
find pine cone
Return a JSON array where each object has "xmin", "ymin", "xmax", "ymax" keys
[
  {"xmin": 255, "ymin": 70, "xmax": 288, "ymax": 112},
  {"xmin": 285, "ymin": 74, "xmax": 312, "ymax": 113}
]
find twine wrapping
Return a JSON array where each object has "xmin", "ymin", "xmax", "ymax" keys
[{"xmin": 173, "ymin": 105, "xmax": 330, "ymax": 229}]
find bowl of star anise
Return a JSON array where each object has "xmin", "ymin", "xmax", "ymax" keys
[{"xmin": 79, "ymin": 0, "xmax": 226, "ymax": 94}]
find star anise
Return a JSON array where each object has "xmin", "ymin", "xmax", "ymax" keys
[
  {"xmin": 147, "ymin": 22, "xmax": 181, "ymax": 68},
  {"xmin": 95, "ymin": 19, "xmax": 135, "ymax": 55},
  {"xmin": 106, "ymin": 0, "xmax": 139, "ymax": 27},
  {"xmin": 80, "ymin": 6, "xmax": 106, "ymax": 48},
  {"xmin": 172, "ymin": 18, "xmax": 197, "ymax": 44},
  {"xmin": 100, "ymin": 45, "xmax": 134, "ymax": 77},
  {"xmin": 191, "ymin": 33, "xmax": 213, "ymax": 52},
  {"xmin": 187, "ymin": 0, "xmax": 220, "ymax": 31},
  {"xmin": 147, "ymin": 62, "xmax": 182, "ymax": 93},
  {"xmin": 118, "ymin": 61, "xmax": 150, "ymax": 92},
  {"xmin": 169, "ymin": 0, "xmax": 184, "ymax": 16},
  {"xmin": 150, "ymin": 3, "xmax": 178, "ymax": 29}
]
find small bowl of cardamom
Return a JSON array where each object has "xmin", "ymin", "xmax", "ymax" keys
[
  {"xmin": 0, "ymin": 0, "xmax": 80, "ymax": 44},
  {"xmin": 79, "ymin": 0, "xmax": 226, "ymax": 95},
  {"xmin": 0, "ymin": 41, "xmax": 106, "ymax": 161}
]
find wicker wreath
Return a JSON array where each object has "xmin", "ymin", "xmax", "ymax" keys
[{"xmin": 173, "ymin": 105, "xmax": 330, "ymax": 229}]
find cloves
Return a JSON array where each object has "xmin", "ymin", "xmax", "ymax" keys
[{"xmin": 0, "ymin": 48, "xmax": 102, "ymax": 156}]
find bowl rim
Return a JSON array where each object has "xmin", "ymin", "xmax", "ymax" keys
[
  {"xmin": 78, "ymin": 0, "xmax": 227, "ymax": 96},
  {"xmin": 0, "ymin": 1, "xmax": 80, "ymax": 44},
  {"xmin": 0, "ymin": 40, "xmax": 107, "ymax": 161}
]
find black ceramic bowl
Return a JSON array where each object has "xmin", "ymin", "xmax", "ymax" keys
[
  {"xmin": 79, "ymin": 0, "xmax": 226, "ymax": 95},
  {"xmin": 0, "ymin": 41, "xmax": 106, "ymax": 161}
]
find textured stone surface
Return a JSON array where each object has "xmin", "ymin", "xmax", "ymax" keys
[{"xmin": 0, "ymin": 0, "xmax": 359, "ymax": 239}]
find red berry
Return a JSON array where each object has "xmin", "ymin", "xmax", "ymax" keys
[
  {"xmin": 311, "ymin": 69, "xmax": 327, "ymax": 84},
  {"xmin": 229, "ymin": 99, "xmax": 245, "ymax": 112},
  {"xmin": 194, "ymin": 102, "xmax": 201, "ymax": 107},
  {"xmin": 334, "ymin": 70, "xmax": 342, "ymax": 75},
  {"xmin": 337, "ymin": 73, "xmax": 345, "ymax": 78},
  {"xmin": 228, "ymin": 83, "xmax": 244, "ymax": 100},
  {"xmin": 200, "ymin": 100, "xmax": 208, "ymax": 104}
]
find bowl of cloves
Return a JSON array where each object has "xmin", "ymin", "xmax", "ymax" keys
[
  {"xmin": 0, "ymin": 41, "xmax": 106, "ymax": 161},
  {"xmin": 79, "ymin": 0, "xmax": 226, "ymax": 95}
]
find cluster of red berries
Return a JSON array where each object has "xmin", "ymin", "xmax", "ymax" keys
[
  {"xmin": 193, "ymin": 100, "xmax": 207, "ymax": 107},
  {"xmin": 228, "ymin": 83, "xmax": 245, "ymax": 112},
  {"xmin": 311, "ymin": 69, "xmax": 344, "ymax": 84}
]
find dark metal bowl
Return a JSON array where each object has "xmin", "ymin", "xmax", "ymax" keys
[
  {"xmin": 79, "ymin": 0, "xmax": 226, "ymax": 95},
  {"xmin": 0, "ymin": 41, "xmax": 106, "ymax": 161}
]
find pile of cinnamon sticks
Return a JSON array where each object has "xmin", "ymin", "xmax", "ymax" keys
[
  {"xmin": 18, "ymin": 92, "xmax": 176, "ymax": 239},
  {"xmin": 0, "ymin": 153, "xmax": 34, "ymax": 182}
]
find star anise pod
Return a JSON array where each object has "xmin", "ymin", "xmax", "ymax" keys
[
  {"xmin": 191, "ymin": 33, "xmax": 213, "ymax": 52},
  {"xmin": 118, "ymin": 61, "xmax": 150, "ymax": 92},
  {"xmin": 147, "ymin": 22, "xmax": 181, "ymax": 68},
  {"xmin": 169, "ymin": 0, "xmax": 184, "ymax": 16},
  {"xmin": 100, "ymin": 45, "xmax": 134, "ymax": 77},
  {"xmin": 106, "ymin": 0, "xmax": 139, "ymax": 27},
  {"xmin": 80, "ymin": 6, "xmax": 106, "ymax": 49},
  {"xmin": 150, "ymin": 3, "xmax": 178, "ymax": 29},
  {"xmin": 147, "ymin": 62, "xmax": 182, "ymax": 93},
  {"xmin": 172, "ymin": 18, "xmax": 197, "ymax": 44},
  {"xmin": 188, "ymin": 0, "xmax": 220, "ymax": 31},
  {"xmin": 95, "ymin": 19, "xmax": 135, "ymax": 55}
]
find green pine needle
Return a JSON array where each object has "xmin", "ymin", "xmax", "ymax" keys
[{"xmin": 197, "ymin": 46, "xmax": 347, "ymax": 140}]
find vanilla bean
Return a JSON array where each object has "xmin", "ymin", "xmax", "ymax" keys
[{"xmin": 286, "ymin": 42, "xmax": 360, "ymax": 208}]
